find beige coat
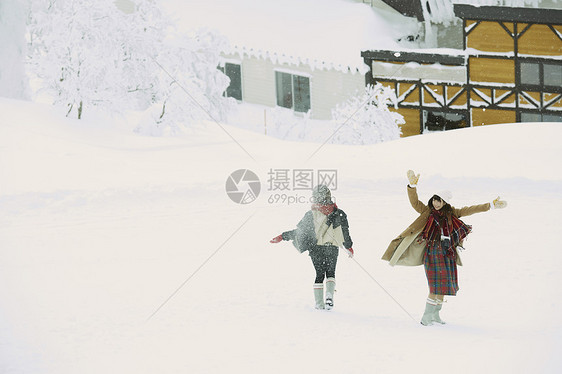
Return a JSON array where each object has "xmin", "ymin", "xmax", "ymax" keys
[
  {"xmin": 312, "ymin": 209, "xmax": 345, "ymax": 247},
  {"xmin": 381, "ymin": 186, "xmax": 490, "ymax": 267}
]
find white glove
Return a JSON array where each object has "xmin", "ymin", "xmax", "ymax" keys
[
  {"xmin": 492, "ymin": 196, "xmax": 507, "ymax": 209},
  {"xmin": 407, "ymin": 170, "xmax": 420, "ymax": 187}
]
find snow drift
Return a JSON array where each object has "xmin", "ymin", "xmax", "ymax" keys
[{"xmin": 1, "ymin": 98, "xmax": 561, "ymax": 373}]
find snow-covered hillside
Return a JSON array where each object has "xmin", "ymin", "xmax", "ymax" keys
[{"xmin": 1, "ymin": 98, "xmax": 561, "ymax": 373}]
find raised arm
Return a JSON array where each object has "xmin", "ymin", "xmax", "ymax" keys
[{"xmin": 406, "ymin": 170, "xmax": 426, "ymax": 214}]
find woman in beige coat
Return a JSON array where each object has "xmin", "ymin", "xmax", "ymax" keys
[{"xmin": 382, "ymin": 170, "xmax": 507, "ymax": 326}]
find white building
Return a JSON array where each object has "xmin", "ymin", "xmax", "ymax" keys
[{"xmin": 116, "ymin": 0, "xmax": 420, "ymax": 120}]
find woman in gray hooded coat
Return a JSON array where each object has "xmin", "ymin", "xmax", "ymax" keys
[{"xmin": 270, "ymin": 185, "xmax": 354, "ymax": 310}]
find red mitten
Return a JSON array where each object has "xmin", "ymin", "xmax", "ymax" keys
[
  {"xmin": 270, "ymin": 235, "xmax": 283, "ymax": 244},
  {"xmin": 346, "ymin": 247, "xmax": 354, "ymax": 258}
]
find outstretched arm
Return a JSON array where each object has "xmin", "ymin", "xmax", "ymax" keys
[
  {"xmin": 453, "ymin": 203, "xmax": 490, "ymax": 218},
  {"xmin": 454, "ymin": 196, "xmax": 507, "ymax": 218},
  {"xmin": 269, "ymin": 211, "xmax": 310, "ymax": 243}
]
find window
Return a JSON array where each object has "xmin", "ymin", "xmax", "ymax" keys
[
  {"xmin": 520, "ymin": 112, "xmax": 541, "ymax": 123},
  {"xmin": 519, "ymin": 60, "xmax": 562, "ymax": 89},
  {"xmin": 275, "ymin": 71, "xmax": 310, "ymax": 113},
  {"xmin": 544, "ymin": 64, "xmax": 562, "ymax": 88},
  {"xmin": 544, "ymin": 113, "xmax": 562, "ymax": 122},
  {"xmin": 520, "ymin": 62, "xmax": 540, "ymax": 85},
  {"xmin": 218, "ymin": 63, "xmax": 242, "ymax": 101},
  {"xmin": 423, "ymin": 110, "xmax": 468, "ymax": 132},
  {"xmin": 276, "ymin": 72, "xmax": 293, "ymax": 109},
  {"xmin": 521, "ymin": 111, "xmax": 562, "ymax": 123}
]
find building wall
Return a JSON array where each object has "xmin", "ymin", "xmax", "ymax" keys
[
  {"xmin": 466, "ymin": 16, "xmax": 562, "ymax": 125},
  {"xmin": 364, "ymin": 6, "xmax": 562, "ymax": 137},
  {"xmin": 466, "ymin": 21, "xmax": 562, "ymax": 56},
  {"xmin": 467, "ymin": 20, "xmax": 514, "ymax": 53},
  {"xmin": 394, "ymin": 107, "xmax": 420, "ymax": 136},
  {"xmin": 226, "ymin": 54, "xmax": 365, "ymax": 120},
  {"xmin": 372, "ymin": 60, "xmax": 466, "ymax": 83},
  {"xmin": 472, "ymin": 108, "xmax": 516, "ymax": 126},
  {"xmin": 238, "ymin": 57, "xmax": 277, "ymax": 108},
  {"xmin": 518, "ymin": 24, "xmax": 562, "ymax": 56},
  {"xmin": 436, "ymin": 23, "xmax": 463, "ymax": 50},
  {"xmin": 469, "ymin": 57, "xmax": 515, "ymax": 84},
  {"xmin": 372, "ymin": 61, "xmax": 469, "ymax": 137},
  {"xmin": 310, "ymin": 68, "xmax": 365, "ymax": 120}
]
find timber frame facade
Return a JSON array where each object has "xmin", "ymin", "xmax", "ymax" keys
[{"xmin": 362, "ymin": 4, "xmax": 562, "ymax": 137}]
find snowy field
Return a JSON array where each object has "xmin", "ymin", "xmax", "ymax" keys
[{"xmin": 1, "ymin": 97, "xmax": 561, "ymax": 373}]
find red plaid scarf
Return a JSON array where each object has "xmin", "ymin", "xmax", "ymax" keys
[
  {"xmin": 311, "ymin": 203, "xmax": 337, "ymax": 216},
  {"xmin": 422, "ymin": 209, "xmax": 472, "ymax": 257}
]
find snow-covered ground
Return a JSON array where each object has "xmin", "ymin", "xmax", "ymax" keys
[{"xmin": 1, "ymin": 97, "xmax": 561, "ymax": 373}]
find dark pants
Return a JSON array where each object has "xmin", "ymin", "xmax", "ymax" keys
[{"xmin": 310, "ymin": 245, "xmax": 339, "ymax": 283}]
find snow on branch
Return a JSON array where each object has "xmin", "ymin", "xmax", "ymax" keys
[{"xmin": 330, "ymin": 83, "xmax": 404, "ymax": 145}]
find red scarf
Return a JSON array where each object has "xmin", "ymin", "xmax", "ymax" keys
[
  {"xmin": 422, "ymin": 209, "xmax": 472, "ymax": 257},
  {"xmin": 311, "ymin": 203, "xmax": 337, "ymax": 216}
]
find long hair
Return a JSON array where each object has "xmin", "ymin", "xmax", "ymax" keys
[{"xmin": 428, "ymin": 194, "xmax": 454, "ymax": 223}]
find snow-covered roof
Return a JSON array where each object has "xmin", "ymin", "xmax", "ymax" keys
[
  {"xmin": 425, "ymin": 0, "xmax": 561, "ymax": 25},
  {"xmin": 163, "ymin": 0, "xmax": 419, "ymax": 73}
]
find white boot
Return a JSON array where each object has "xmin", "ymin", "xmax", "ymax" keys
[
  {"xmin": 325, "ymin": 278, "xmax": 336, "ymax": 310},
  {"xmin": 313, "ymin": 283, "xmax": 325, "ymax": 309},
  {"xmin": 420, "ymin": 298, "xmax": 438, "ymax": 326},
  {"xmin": 433, "ymin": 301, "xmax": 446, "ymax": 324}
]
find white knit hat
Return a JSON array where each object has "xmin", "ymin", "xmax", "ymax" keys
[{"xmin": 436, "ymin": 190, "xmax": 453, "ymax": 203}]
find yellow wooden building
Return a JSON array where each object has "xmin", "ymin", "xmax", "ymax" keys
[{"xmin": 362, "ymin": 4, "xmax": 562, "ymax": 137}]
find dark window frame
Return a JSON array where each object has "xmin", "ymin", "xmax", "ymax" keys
[
  {"xmin": 422, "ymin": 109, "xmax": 469, "ymax": 132},
  {"xmin": 218, "ymin": 62, "xmax": 242, "ymax": 101},
  {"xmin": 275, "ymin": 71, "xmax": 311, "ymax": 114},
  {"xmin": 518, "ymin": 59, "xmax": 562, "ymax": 92},
  {"xmin": 520, "ymin": 110, "xmax": 562, "ymax": 123}
]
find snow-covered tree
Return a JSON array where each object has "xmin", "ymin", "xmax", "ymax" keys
[
  {"xmin": 28, "ymin": 0, "xmax": 131, "ymax": 119},
  {"xmin": 268, "ymin": 106, "xmax": 312, "ymax": 140},
  {"xmin": 28, "ymin": 0, "xmax": 234, "ymax": 133},
  {"xmin": 0, "ymin": 0, "xmax": 30, "ymax": 99},
  {"xmin": 134, "ymin": 27, "xmax": 235, "ymax": 136},
  {"xmin": 330, "ymin": 83, "xmax": 404, "ymax": 145},
  {"xmin": 118, "ymin": 0, "xmax": 168, "ymax": 110}
]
